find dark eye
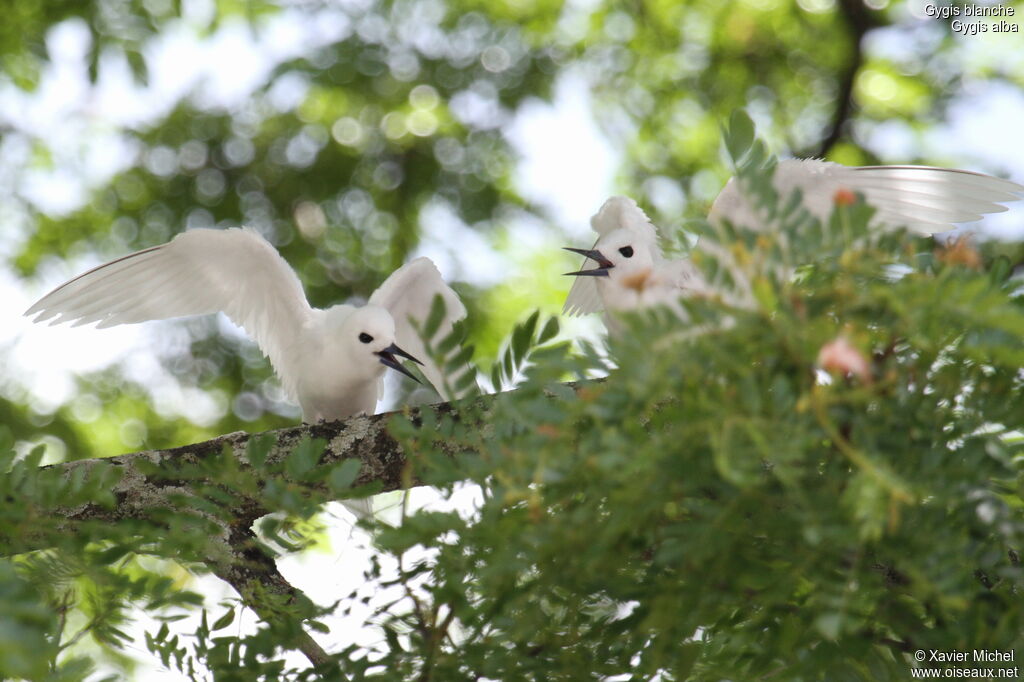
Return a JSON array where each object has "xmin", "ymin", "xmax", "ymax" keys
[
  {"xmin": 359, "ymin": 333, "xmax": 373, "ymax": 344},
  {"xmin": 619, "ymin": 246, "xmax": 634, "ymax": 258}
]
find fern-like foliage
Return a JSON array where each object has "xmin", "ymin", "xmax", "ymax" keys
[{"xmin": 488, "ymin": 310, "xmax": 561, "ymax": 391}]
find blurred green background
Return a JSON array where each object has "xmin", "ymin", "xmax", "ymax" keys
[{"xmin": 3, "ymin": 0, "xmax": 1024, "ymax": 677}]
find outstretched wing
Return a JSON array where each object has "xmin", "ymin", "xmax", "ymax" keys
[
  {"xmin": 368, "ymin": 257, "xmax": 468, "ymax": 400},
  {"xmin": 847, "ymin": 165, "xmax": 1023, "ymax": 234},
  {"xmin": 25, "ymin": 227, "xmax": 314, "ymax": 392},
  {"xmin": 711, "ymin": 159, "xmax": 1024, "ymax": 235},
  {"xmin": 563, "ymin": 196, "xmax": 661, "ymax": 317}
]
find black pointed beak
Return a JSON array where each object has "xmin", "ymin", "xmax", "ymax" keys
[
  {"xmin": 562, "ymin": 247, "xmax": 613, "ymax": 277},
  {"xmin": 376, "ymin": 343, "xmax": 423, "ymax": 383}
]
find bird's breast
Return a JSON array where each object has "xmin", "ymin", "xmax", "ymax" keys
[
  {"xmin": 294, "ymin": 342, "xmax": 382, "ymax": 422},
  {"xmin": 298, "ymin": 376, "xmax": 379, "ymax": 422}
]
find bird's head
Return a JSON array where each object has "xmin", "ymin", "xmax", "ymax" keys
[
  {"xmin": 343, "ymin": 306, "xmax": 423, "ymax": 383},
  {"xmin": 563, "ymin": 228, "xmax": 655, "ymax": 283}
]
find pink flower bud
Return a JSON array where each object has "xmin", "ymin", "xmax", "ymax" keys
[{"xmin": 817, "ymin": 336, "xmax": 871, "ymax": 381}]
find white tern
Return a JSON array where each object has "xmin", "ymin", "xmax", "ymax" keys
[
  {"xmin": 26, "ymin": 227, "xmax": 468, "ymax": 520},
  {"xmin": 563, "ymin": 197, "xmax": 710, "ymax": 317},
  {"xmin": 564, "ymin": 160, "xmax": 1024, "ymax": 318},
  {"xmin": 25, "ymin": 227, "xmax": 467, "ymax": 421}
]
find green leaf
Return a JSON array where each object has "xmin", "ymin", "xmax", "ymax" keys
[
  {"xmin": 307, "ymin": 620, "xmax": 330, "ymax": 634},
  {"xmin": 454, "ymin": 368, "xmax": 480, "ymax": 395},
  {"xmin": 502, "ymin": 349, "xmax": 515, "ymax": 383},
  {"xmin": 285, "ymin": 438, "xmax": 324, "ymax": 479},
  {"xmin": 23, "ymin": 444, "xmax": 46, "ymax": 469},
  {"xmin": 538, "ymin": 317, "xmax": 560, "ymax": 344},
  {"xmin": 329, "ymin": 459, "xmax": 362, "ymax": 493},
  {"xmin": 725, "ymin": 109, "xmax": 755, "ymax": 163},
  {"xmin": 0, "ymin": 426, "xmax": 13, "ymax": 457},
  {"xmin": 511, "ymin": 310, "xmax": 540, "ymax": 366},
  {"xmin": 211, "ymin": 609, "xmax": 235, "ymax": 631},
  {"xmin": 246, "ymin": 433, "xmax": 276, "ymax": 470},
  {"xmin": 126, "ymin": 49, "xmax": 149, "ymax": 85},
  {"xmin": 422, "ymin": 294, "xmax": 447, "ymax": 341},
  {"xmin": 94, "ymin": 545, "xmax": 132, "ymax": 564},
  {"xmin": 991, "ymin": 255, "xmax": 1011, "ymax": 284},
  {"xmin": 444, "ymin": 344, "xmax": 475, "ymax": 373},
  {"xmin": 436, "ymin": 327, "xmax": 463, "ymax": 355}
]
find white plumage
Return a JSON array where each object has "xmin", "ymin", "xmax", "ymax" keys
[
  {"xmin": 565, "ymin": 162, "xmax": 1023, "ymax": 319},
  {"xmin": 709, "ymin": 160, "xmax": 1023, "ymax": 234},
  {"xmin": 26, "ymin": 227, "xmax": 467, "ymax": 422},
  {"xmin": 367, "ymin": 258, "xmax": 467, "ymax": 401},
  {"xmin": 563, "ymin": 197, "xmax": 708, "ymax": 318}
]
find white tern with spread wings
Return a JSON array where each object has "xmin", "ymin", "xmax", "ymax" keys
[
  {"xmin": 564, "ymin": 160, "xmax": 1024, "ymax": 318},
  {"xmin": 26, "ymin": 227, "xmax": 467, "ymax": 422}
]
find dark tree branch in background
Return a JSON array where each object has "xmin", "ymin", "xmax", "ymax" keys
[
  {"xmin": 208, "ymin": 524, "xmax": 346, "ymax": 678},
  {"xmin": 811, "ymin": 0, "xmax": 884, "ymax": 158}
]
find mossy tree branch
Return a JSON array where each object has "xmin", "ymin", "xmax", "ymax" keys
[
  {"xmin": 13, "ymin": 393, "xmax": 491, "ymax": 677},
  {"xmin": 41, "ymin": 397, "xmax": 484, "ymax": 536}
]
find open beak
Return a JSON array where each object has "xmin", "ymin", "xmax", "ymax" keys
[
  {"xmin": 562, "ymin": 247, "xmax": 613, "ymax": 277},
  {"xmin": 376, "ymin": 343, "xmax": 424, "ymax": 383}
]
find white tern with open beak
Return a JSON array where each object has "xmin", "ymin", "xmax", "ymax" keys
[
  {"xmin": 26, "ymin": 227, "xmax": 468, "ymax": 519},
  {"xmin": 26, "ymin": 227, "xmax": 467, "ymax": 421},
  {"xmin": 563, "ymin": 197, "xmax": 709, "ymax": 318},
  {"xmin": 564, "ymin": 161, "xmax": 1024, "ymax": 318}
]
